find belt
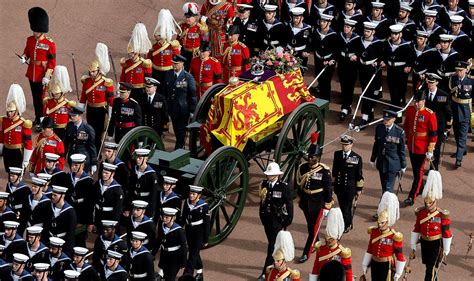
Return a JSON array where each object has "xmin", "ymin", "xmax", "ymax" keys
[
  {"xmin": 421, "ymin": 234, "xmax": 442, "ymax": 241},
  {"xmin": 132, "ymin": 83, "xmax": 145, "ymax": 88},
  {"xmin": 360, "ymin": 58, "xmax": 377, "ymax": 65},
  {"xmin": 131, "ymin": 273, "xmax": 148, "ymax": 278},
  {"xmin": 388, "ymin": 61, "xmax": 406, "ymax": 67},
  {"xmin": 5, "ymin": 144, "xmax": 23, "ymax": 149},
  {"xmin": 153, "ymin": 64, "xmax": 173, "ymax": 71},
  {"xmin": 88, "ymin": 101, "xmax": 107, "ymax": 108},
  {"xmin": 162, "ymin": 245, "xmax": 181, "ymax": 252},
  {"xmin": 13, "ymin": 204, "xmax": 23, "ymax": 209},
  {"xmin": 341, "ymin": 51, "xmax": 355, "ymax": 58},
  {"xmin": 293, "ymin": 45, "xmax": 306, "ymax": 52},
  {"xmin": 72, "ymin": 198, "xmax": 85, "ymax": 204},
  {"xmin": 183, "ymin": 47, "xmax": 199, "ymax": 52},
  {"xmin": 102, "ymin": 207, "xmax": 114, "ymax": 212},
  {"xmin": 190, "ymin": 219, "xmax": 204, "ymax": 226},
  {"xmin": 135, "ymin": 191, "xmax": 150, "ymax": 197},
  {"xmin": 32, "ymin": 60, "xmax": 46, "ymax": 65},
  {"xmin": 372, "ymin": 256, "xmax": 393, "ymax": 263},
  {"xmin": 303, "ymin": 188, "xmax": 323, "ymax": 195},
  {"xmin": 225, "ymin": 66, "xmax": 242, "ymax": 71},
  {"xmin": 116, "ymin": 122, "xmax": 135, "ymax": 128},
  {"xmin": 437, "ymin": 70, "xmax": 455, "ymax": 77},
  {"xmin": 50, "ymin": 231, "xmax": 67, "ymax": 238},
  {"xmin": 452, "ymin": 96, "xmax": 472, "ymax": 104},
  {"xmin": 55, "ymin": 123, "xmax": 67, "ymax": 129},
  {"xmin": 413, "ymin": 132, "xmax": 428, "ymax": 137},
  {"xmin": 200, "ymin": 82, "xmax": 212, "ymax": 87},
  {"xmin": 263, "ymin": 39, "xmax": 279, "ymax": 46},
  {"xmin": 315, "ymin": 52, "xmax": 332, "ymax": 60}
]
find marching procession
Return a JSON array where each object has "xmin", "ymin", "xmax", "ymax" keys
[{"xmin": 0, "ymin": 0, "xmax": 473, "ymax": 280}]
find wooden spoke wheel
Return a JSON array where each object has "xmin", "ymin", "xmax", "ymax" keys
[{"xmin": 194, "ymin": 146, "xmax": 249, "ymax": 247}]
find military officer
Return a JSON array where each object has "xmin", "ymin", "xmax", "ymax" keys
[
  {"xmin": 143, "ymin": 77, "xmax": 168, "ymax": 137},
  {"xmin": 179, "ymin": 2, "xmax": 208, "ymax": 70},
  {"xmin": 233, "ymin": 4, "xmax": 259, "ymax": 57},
  {"xmin": 332, "ymin": 136, "xmax": 363, "ymax": 233},
  {"xmin": 125, "ymin": 200, "xmax": 156, "ymax": 252},
  {"xmin": 99, "ymin": 142, "xmax": 129, "ymax": 190},
  {"xmin": 10, "ymin": 253, "xmax": 33, "ymax": 281},
  {"xmin": 1, "ymin": 221, "xmax": 28, "ymax": 263},
  {"xmin": 449, "ymin": 15, "xmax": 471, "ymax": 60},
  {"xmin": 221, "ymin": 25, "xmax": 250, "ymax": 83},
  {"xmin": 154, "ymin": 176, "xmax": 182, "ymax": 225},
  {"xmin": 164, "ymin": 54, "xmax": 197, "ymax": 149},
  {"xmin": 361, "ymin": 192, "xmax": 406, "ymax": 281},
  {"xmin": 25, "ymin": 226, "xmax": 49, "ymax": 273},
  {"xmin": 395, "ymin": 3, "xmax": 417, "ymax": 42},
  {"xmin": 32, "ymin": 263, "xmax": 51, "ymax": 281},
  {"xmin": 70, "ymin": 247, "xmax": 100, "ymax": 281},
  {"xmin": 434, "ymin": 34, "xmax": 462, "ymax": 91},
  {"xmin": 337, "ymin": 19, "xmax": 363, "ymax": 121},
  {"xmin": 0, "ymin": 84, "xmax": 33, "ymax": 172},
  {"xmin": 420, "ymin": 9, "xmax": 446, "ymax": 48},
  {"xmin": 0, "ymin": 192, "xmax": 16, "ymax": 235},
  {"xmin": 6, "ymin": 167, "xmax": 30, "ymax": 233},
  {"xmin": 424, "ymin": 73, "xmax": 452, "ymax": 170},
  {"xmin": 38, "ymin": 153, "xmax": 69, "ymax": 188},
  {"xmin": 29, "ymin": 117, "xmax": 65, "ymax": 175},
  {"xmin": 107, "ymin": 82, "xmax": 142, "ymax": 144},
  {"xmin": 48, "ymin": 237, "xmax": 72, "ymax": 281},
  {"xmin": 104, "ymin": 250, "xmax": 129, "ymax": 281},
  {"xmin": 310, "ymin": 208, "xmax": 352, "ymax": 281},
  {"xmin": 257, "ymin": 5, "xmax": 288, "ymax": 52},
  {"xmin": 189, "ymin": 41, "xmax": 222, "ymax": 99},
  {"xmin": 410, "ymin": 171, "xmax": 452, "ymax": 281},
  {"xmin": 20, "ymin": 7, "xmax": 56, "ymax": 128},
  {"xmin": 448, "ymin": 61, "xmax": 472, "ymax": 167},
  {"xmin": 79, "ymin": 43, "xmax": 115, "ymax": 151},
  {"xmin": 296, "ymin": 133, "xmax": 333, "ymax": 264},
  {"xmin": 64, "ymin": 105, "xmax": 97, "ymax": 173},
  {"xmin": 265, "ymin": 247, "xmax": 301, "ymax": 281},
  {"xmin": 157, "ymin": 208, "xmax": 187, "ymax": 281},
  {"xmin": 285, "ymin": 7, "xmax": 312, "ymax": 73},
  {"xmin": 67, "ymin": 154, "xmax": 95, "ymax": 247},
  {"xmin": 127, "ymin": 231, "xmax": 155, "ymax": 281},
  {"xmin": 181, "ymin": 185, "xmax": 210, "ymax": 280},
  {"xmin": 370, "ymin": 109, "xmax": 407, "ymax": 194},
  {"xmin": 23, "ymin": 177, "xmax": 50, "ymax": 235},
  {"xmin": 92, "ymin": 220, "xmax": 128, "ymax": 277},
  {"xmin": 403, "ymin": 91, "xmax": 438, "ymax": 206}
]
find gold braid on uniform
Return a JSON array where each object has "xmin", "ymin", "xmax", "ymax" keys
[{"xmin": 258, "ymin": 182, "xmax": 267, "ymax": 201}]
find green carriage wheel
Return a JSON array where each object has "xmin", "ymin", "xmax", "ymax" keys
[
  {"xmin": 274, "ymin": 102, "xmax": 325, "ymax": 185},
  {"xmin": 116, "ymin": 126, "xmax": 164, "ymax": 169},
  {"xmin": 189, "ymin": 83, "xmax": 227, "ymax": 158},
  {"xmin": 193, "ymin": 146, "xmax": 249, "ymax": 247}
]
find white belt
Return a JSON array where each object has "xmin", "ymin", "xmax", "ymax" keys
[
  {"xmin": 135, "ymin": 191, "xmax": 150, "ymax": 197},
  {"xmin": 131, "ymin": 273, "xmax": 147, "ymax": 278},
  {"xmin": 73, "ymin": 198, "xmax": 85, "ymax": 203},
  {"xmin": 13, "ymin": 204, "xmax": 22, "ymax": 209},
  {"xmin": 360, "ymin": 58, "xmax": 377, "ymax": 65},
  {"xmin": 415, "ymin": 69, "xmax": 427, "ymax": 75},
  {"xmin": 293, "ymin": 45, "xmax": 306, "ymax": 52},
  {"xmin": 102, "ymin": 207, "xmax": 114, "ymax": 212},
  {"xmin": 341, "ymin": 51, "xmax": 355, "ymax": 57},
  {"xmin": 50, "ymin": 231, "xmax": 67, "ymax": 238},
  {"xmin": 437, "ymin": 70, "xmax": 455, "ymax": 77},
  {"xmin": 190, "ymin": 219, "xmax": 204, "ymax": 226},
  {"xmin": 263, "ymin": 39, "xmax": 279, "ymax": 46},
  {"xmin": 388, "ymin": 61, "xmax": 406, "ymax": 67},
  {"xmin": 163, "ymin": 245, "xmax": 181, "ymax": 252},
  {"xmin": 315, "ymin": 52, "xmax": 332, "ymax": 59}
]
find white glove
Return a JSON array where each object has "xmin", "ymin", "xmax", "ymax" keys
[
  {"xmin": 190, "ymin": 113, "xmax": 194, "ymax": 120},
  {"xmin": 42, "ymin": 77, "xmax": 50, "ymax": 86},
  {"xmin": 401, "ymin": 167, "xmax": 406, "ymax": 173},
  {"xmin": 23, "ymin": 149, "xmax": 33, "ymax": 167},
  {"xmin": 200, "ymin": 16, "xmax": 208, "ymax": 22},
  {"xmin": 395, "ymin": 259, "xmax": 406, "ymax": 280},
  {"xmin": 0, "ymin": 143, "xmax": 3, "ymax": 155},
  {"xmin": 370, "ymin": 161, "xmax": 376, "ymax": 168},
  {"xmin": 394, "ymin": 273, "xmax": 401, "ymax": 281},
  {"xmin": 20, "ymin": 55, "xmax": 27, "ymax": 64},
  {"xmin": 426, "ymin": 151, "xmax": 433, "ymax": 160},
  {"xmin": 91, "ymin": 165, "xmax": 97, "ymax": 175},
  {"xmin": 410, "ymin": 232, "xmax": 420, "ymax": 251},
  {"xmin": 309, "ymin": 274, "xmax": 318, "ymax": 281},
  {"xmin": 362, "ymin": 252, "xmax": 372, "ymax": 274},
  {"xmin": 443, "ymin": 237, "xmax": 452, "ymax": 256},
  {"xmin": 29, "ymin": 172, "xmax": 35, "ymax": 178},
  {"xmin": 108, "ymin": 106, "xmax": 112, "ymax": 118},
  {"xmin": 323, "ymin": 209, "xmax": 329, "ymax": 217}
]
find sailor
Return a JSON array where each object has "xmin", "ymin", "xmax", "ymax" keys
[
  {"xmin": 39, "ymin": 153, "xmax": 69, "ymax": 188},
  {"xmin": 125, "ymin": 200, "xmax": 156, "ymax": 253},
  {"xmin": 0, "ymin": 192, "xmax": 16, "ymax": 235},
  {"xmin": 257, "ymin": 5, "xmax": 288, "ymax": 51},
  {"xmin": 32, "ymin": 262, "xmax": 51, "ymax": 281},
  {"xmin": 25, "ymin": 226, "xmax": 49, "ymax": 273},
  {"xmin": 24, "ymin": 177, "xmax": 50, "ymax": 236},
  {"xmin": 1, "ymin": 221, "xmax": 28, "ymax": 263},
  {"xmin": 154, "ymin": 176, "xmax": 182, "ymax": 225},
  {"xmin": 47, "ymin": 237, "xmax": 72, "ymax": 280},
  {"xmin": 99, "ymin": 142, "xmax": 130, "ymax": 190},
  {"xmin": 285, "ymin": 7, "xmax": 312, "ymax": 73},
  {"xmin": 11, "ymin": 253, "xmax": 34, "ymax": 281},
  {"xmin": 6, "ymin": 167, "xmax": 30, "ymax": 233},
  {"xmin": 104, "ymin": 250, "xmax": 129, "ymax": 281},
  {"xmin": 70, "ymin": 247, "xmax": 100, "ymax": 281},
  {"xmin": 127, "ymin": 231, "xmax": 155, "ymax": 281}
]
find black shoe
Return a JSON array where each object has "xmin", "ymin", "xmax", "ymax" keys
[
  {"xmin": 358, "ymin": 119, "xmax": 368, "ymax": 130},
  {"xmin": 155, "ymin": 273, "xmax": 163, "ymax": 281},
  {"xmin": 339, "ymin": 111, "xmax": 347, "ymax": 121},
  {"xmin": 372, "ymin": 213, "xmax": 378, "ymax": 220},
  {"xmin": 257, "ymin": 274, "xmax": 265, "ymax": 281},
  {"xmin": 298, "ymin": 254, "xmax": 308, "ymax": 264},
  {"xmin": 404, "ymin": 197, "xmax": 414, "ymax": 206},
  {"xmin": 344, "ymin": 225, "xmax": 353, "ymax": 233},
  {"xmin": 455, "ymin": 160, "xmax": 462, "ymax": 168},
  {"xmin": 195, "ymin": 273, "xmax": 203, "ymax": 281}
]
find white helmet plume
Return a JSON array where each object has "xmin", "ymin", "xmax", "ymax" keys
[
  {"xmin": 154, "ymin": 9, "xmax": 177, "ymax": 42},
  {"xmin": 95, "ymin": 43, "xmax": 110, "ymax": 75}
]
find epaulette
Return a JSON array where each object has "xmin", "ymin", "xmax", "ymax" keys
[
  {"xmin": 141, "ymin": 58, "xmax": 152, "ymax": 68},
  {"xmin": 314, "ymin": 240, "xmax": 323, "ymax": 252},
  {"xmin": 120, "ymin": 58, "xmax": 127, "ymax": 66},
  {"xmin": 197, "ymin": 22, "xmax": 208, "ymax": 33},
  {"xmin": 415, "ymin": 206, "xmax": 425, "ymax": 216},
  {"xmin": 289, "ymin": 269, "xmax": 300, "ymax": 279},
  {"xmin": 45, "ymin": 36, "xmax": 54, "ymax": 42},
  {"xmin": 340, "ymin": 246, "xmax": 351, "ymax": 258},
  {"xmin": 210, "ymin": 57, "xmax": 219, "ymax": 63},
  {"xmin": 21, "ymin": 118, "xmax": 32, "ymax": 129},
  {"xmin": 67, "ymin": 100, "xmax": 77, "ymax": 107},
  {"xmin": 238, "ymin": 41, "xmax": 248, "ymax": 49},
  {"xmin": 319, "ymin": 163, "xmax": 330, "ymax": 170},
  {"xmin": 104, "ymin": 77, "xmax": 114, "ymax": 87},
  {"xmin": 368, "ymin": 226, "xmax": 376, "ymax": 234},
  {"xmin": 53, "ymin": 134, "xmax": 62, "ymax": 142},
  {"xmin": 130, "ymin": 98, "xmax": 138, "ymax": 104},
  {"xmin": 441, "ymin": 209, "xmax": 450, "ymax": 219},
  {"xmin": 170, "ymin": 40, "xmax": 181, "ymax": 49},
  {"xmin": 265, "ymin": 265, "xmax": 273, "ymax": 275},
  {"xmin": 43, "ymin": 97, "xmax": 50, "ymax": 105},
  {"xmin": 81, "ymin": 75, "xmax": 90, "ymax": 83},
  {"xmin": 425, "ymin": 108, "xmax": 434, "ymax": 114},
  {"xmin": 393, "ymin": 231, "xmax": 403, "ymax": 242}
]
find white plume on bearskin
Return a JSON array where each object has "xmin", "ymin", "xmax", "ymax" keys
[
  {"xmin": 95, "ymin": 43, "xmax": 110, "ymax": 75},
  {"xmin": 273, "ymin": 230, "xmax": 295, "ymax": 261},
  {"xmin": 128, "ymin": 22, "xmax": 152, "ymax": 54},
  {"xmin": 154, "ymin": 9, "xmax": 177, "ymax": 42},
  {"xmin": 6, "ymin": 84, "xmax": 27, "ymax": 114},
  {"xmin": 422, "ymin": 170, "xmax": 443, "ymax": 200},
  {"xmin": 52, "ymin": 65, "xmax": 72, "ymax": 93},
  {"xmin": 325, "ymin": 207, "xmax": 344, "ymax": 240},
  {"xmin": 182, "ymin": 2, "xmax": 199, "ymax": 15},
  {"xmin": 377, "ymin": 191, "xmax": 400, "ymax": 227}
]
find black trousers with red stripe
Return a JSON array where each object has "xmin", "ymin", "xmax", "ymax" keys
[{"xmin": 408, "ymin": 152, "xmax": 426, "ymax": 201}]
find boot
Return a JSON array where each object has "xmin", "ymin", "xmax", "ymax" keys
[{"xmin": 195, "ymin": 272, "xmax": 203, "ymax": 281}]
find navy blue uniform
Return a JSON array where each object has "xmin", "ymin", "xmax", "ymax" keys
[
  {"xmin": 1, "ymin": 233, "xmax": 28, "ymax": 263},
  {"xmin": 93, "ymin": 180, "xmax": 124, "ymax": 227},
  {"xmin": 257, "ymin": 18, "xmax": 289, "ymax": 51},
  {"xmin": 286, "ymin": 22, "xmax": 312, "ymax": 72},
  {"xmin": 45, "ymin": 201, "xmax": 77, "ymax": 257},
  {"xmin": 143, "ymin": 92, "xmax": 168, "ymax": 137},
  {"xmin": 70, "ymin": 262, "xmax": 100, "ymax": 281},
  {"xmin": 6, "ymin": 180, "xmax": 29, "ymax": 233},
  {"xmin": 25, "ymin": 242, "xmax": 49, "ymax": 273},
  {"xmin": 0, "ymin": 206, "xmax": 17, "ymax": 234},
  {"xmin": 125, "ymin": 215, "xmax": 156, "ymax": 252},
  {"xmin": 49, "ymin": 251, "xmax": 72, "ymax": 280},
  {"xmin": 158, "ymin": 222, "xmax": 187, "ymax": 281},
  {"xmin": 127, "ymin": 165, "xmax": 159, "ymax": 218},
  {"xmin": 93, "ymin": 234, "xmax": 128, "ymax": 277},
  {"xmin": 107, "ymin": 98, "xmax": 142, "ymax": 144},
  {"xmin": 127, "ymin": 246, "xmax": 155, "ymax": 281},
  {"xmin": 233, "ymin": 16, "xmax": 259, "ymax": 57},
  {"xmin": 64, "ymin": 121, "xmax": 97, "ymax": 171}
]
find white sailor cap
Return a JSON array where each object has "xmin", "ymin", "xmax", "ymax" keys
[
  {"xmin": 70, "ymin": 153, "xmax": 87, "ymax": 163},
  {"xmin": 52, "ymin": 185, "xmax": 68, "ymax": 194},
  {"xmin": 37, "ymin": 173, "xmax": 52, "ymax": 181},
  {"xmin": 162, "ymin": 207, "xmax": 179, "ymax": 216},
  {"xmin": 237, "ymin": 4, "xmax": 253, "ymax": 11},
  {"xmin": 33, "ymin": 263, "xmax": 50, "ymax": 272},
  {"xmin": 64, "ymin": 270, "xmax": 81, "ymax": 279},
  {"xmin": 290, "ymin": 7, "xmax": 305, "ymax": 16},
  {"xmin": 101, "ymin": 220, "xmax": 118, "ymax": 227},
  {"xmin": 416, "ymin": 30, "xmax": 429, "ymax": 37},
  {"xmin": 344, "ymin": 19, "xmax": 358, "ymax": 26},
  {"xmin": 439, "ymin": 34, "xmax": 455, "ymax": 42},
  {"xmin": 104, "ymin": 142, "xmax": 119, "ymax": 150},
  {"xmin": 45, "ymin": 153, "xmax": 60, "ymax": 161},
  {"xmin": 134, "ymin": 148, "xmax": 151, "ymax": 156},
  {"xmin": 26, "ymin": 225, "xmax": 43, "ymax": 235},
  {"xmin": 107, "ymin": 250, "xmax": 123, "ymax": 259},
  {"xmin": 371, "ymin": 1, "xmax": 385, "ymax": 8},
  {"xmin": 132, "ymin": 200, "xmax": 149, "ymax": 209},
  {"xmin": 423, "ymin": 9, "xmax": 438, "ymax": 17},
  {"xmin": 450, "ymin": 15, "xmax": 464, "ymax": 23},
  {"xmin": 49, "ymin": 237, "xmax": 66, "ymax": 247},
  {"xmin": 102, "ymin": 162, "xmax": 118, "ymax": 172},
  {"xmin": 0, "ymin": 191, "xmax": 8, "ymax": 199},
  {"xmin": 363, "ymin": 21, "xmax": 378, "ymax": 30},
  {"xmin": 31, "ymin": 177, "xmax": 47, "ymax": 186},
  {"xmin": 399, "ymin": 2, "xmax": 412, "ymax": 12},
  {"xmin": 189, "ymin": 185, "xmax": 204, "ymax": 193},
  {"xmin": 4, "ymin": 221, "xmax": 20, "ymax": 229},
  {"xmin": 320, "ymin": 13, "xmax": 334, "ymax": 21},
  {"xmin": 9, "ymin": 167, "xmax": 23, "ymax": 175},
  {"xmin": 13, "ymin": 253, "xmax": 29, "ymax": 264},
  {"xmin": 389, "ymin": 24, "xmax": 404, "ymax": 33},
  {"xmin": 131, "ymin": 231, "xmax": 147, "ymax": 241},
  {"xmin": 264, "ymin": 4, "xmax": 278, "ymax": 12},
  {"xmin": 163, "ymin": 176, "xmax": 178, "ymax": 184},
  {"xmin": 470, "ymin": 0, "xmax": 474, "ymax": 6},
  {"xmin": 73, "ymin": 246, "xmax": 89, "ymax": 256}
]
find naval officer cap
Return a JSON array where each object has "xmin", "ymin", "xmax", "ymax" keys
[
  {"xmin": 132, "ymin": 200, "xmax": 149, "ymax": 209},
  {"xmin": 73, "ymin": 246, "xmax": 89, "ymax": 256},
  {"xmin": 52, "ymin": 185, "xmax": 68, "ymax": 194},
  {"xmin": 163, "ymin": 176, "xmax": 178, "ymax": 184},
  {"xmin": 70, "ymin": 153, "xmax": 86, "ymax": 163},
  {"xmin": 49, "ymin": 237, "xmax": 65, "ymax": 247},
  {"xmin": 4, "ymin": 221, "xmax": 20, "ymax": 229},
  {"xmin": 340, "ymin": 135, "xmax": 354, "ymax": 145},
  {"xmin": 26, "ymin": 225, "xmax": 43, "ymax": 235},
  {"xmin": 425, "ymin": 73, "xmax": 441, "ymax": 82},
  {"xmin": 13, "ymin": 253, "xmax": 29, "ymax": 264},
  {"xmin": 102, "ymin": 162, "xmax": 118, "ymax": 172},
  {"xmin": 145, "ymin": 77, "xmax": 160, "ymax": 86},
  {"xmin": 162, "ymin": 207, "xmax": 179, "ymax": 216},
  {"xmin": 237, "ymin": 4, "xmax": 253, "ymax": 12},
  {"xmin": 189, "ymin": 185, "xmax": 204, "ymax": 193},
  {"xmin": 33, "ymin": 263, "xmax": 50, "ymax": 272},
  {"xmin": 131, "ymin": 231, "xmax": 147, "ymax": 241}
]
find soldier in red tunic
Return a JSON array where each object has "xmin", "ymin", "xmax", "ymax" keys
[
  {"xmin": 149, "ymin": 9, "xmax": 181, "ymax": 87},
  {"xmin": 189, "ymin": 41, "xmax": 223, "ymax": 99},
  {"xmin": 120, "ymin": 23, "xmax": 153, "ymax": 110},
  {"xmin": 310, "ymin": 208, "xmax": 352, "ymax": 281},
  {"xmin": 221, "ymin": 25, "xmax": 250, "ymax": 83},
  {"xmin": 179, "ymin": 2, "xmax": 209, "ymax": 70},
  {"xmin": 28, "ymin": 117, "xmax": 65, "ymax": 176},
  {"xmin": 20, "ymin": 7, "xmax": 56, "ymax": 130},
  {"xmin": 201, "ymin": 0, "xmax": 235, "ymax": 61},
  {"xmin": 263, "ymin": 231, "xmax": 300, "ymax": 281},
  {"xmin": 361, "ymin": 192, "xmax": 406, "ymax": 281},
  {"xmin": 0, "ymin": 85, "xmax": 33, "ymax": 173},
  {"xmin": 410, "ymin": 170, "xmax": 452, "ymax": 281},
  {"xmin": 79, "ymin": 43, "xmax": 115, "ymax": 151},
  {"xmin": 402, "ymin": 91, "xmax": 438, "ymax": 206}
]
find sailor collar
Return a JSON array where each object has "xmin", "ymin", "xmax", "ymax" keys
[
  {"xmin": 8, "ymin": 181, "xmax": 27, "ymax": 192},
  {"xmin": 99, "ymin": 179, "xmax": 121, "ymax": 190},
  {"xmin": 73, "ymin": 262, "xmax": 92, "ymax": 272},
  {"xmin": 113, "ymin": 158, "xmax": 125, "ymax": 166},
  {"xmin": 70, "ymin": 171, "xmax": 91, "ymax": 183},
  {"xmin": 129, "ymin": 246, "xmax": 150, "ymax": 258},
  {"xmin": 3, "ymin": 233, "xmax": 24, "ymax": 245},
  {"xmin": 160, "ymin": 191, "xmax": 179, "ymax": 203},
  {"xmin": 0, "ymin": 206, "xmax": 15, "ymax": 215},
  {"xmin": 187, "ymin": 198, "xmax": 207, "ymax": 210},
  {"xmin": 162, "ymin": 222, "xmax": 182, "ymax": 234},
  {"xmin": 134, "ymin": 165, "xmax": 155, "ymax": 175},
  {"xmin": 317, "ymin": 28, "xmax": 336, "ymax": 38},
  {"xmin": 50, "ymin": 201, "xmax": 73, "ymax": 215},
  {"xmin": 43, "ymin": 167, "xmax": 65, "ymax": 177},
  {"xmin": 28, "ymin": 242, "xmax": 48, "ymax": 257},
  {"xmin": 340, "ymin": 32, "xmax": 360, "ymax": 42},
  {"xmin": 130, "ymin": 215, "xmax": 153, "ymax": 227},
  {"xmin": 50, "ymin": 252, "xmax": 71, "ymax": 263},
  {"xmin": 29, "ymin": 194, "xmax": 50, "ymax": 205},
  {"xmin": 100, "ymin": 234, "xmax": 123, "ymax": 247}
]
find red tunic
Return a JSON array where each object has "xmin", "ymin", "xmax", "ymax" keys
[
  {"xmin": 179, "ymin": 23, "xmax": 206, "ymax": 52},
  {"xmin": 0, "ymin": 116, "xmax": 33, "ymax": 150},
  {"xmin": 201, "ymin": 1, "xmax": 235, "ymax": 60},
  {"xmin": 22, "ymin": 35, "xmax": 56, "ymax": 82},
  {"xmin": 367, "ymin": 227, "xmax": 405, "ymax": 265},
  {"xmin": 80, "ymin": 75, "xmax": 115, "ymax": 107},
  {"xmin": 189, "ymin": 56, "xmax": 222, "ymax": 98},
  {"xmin": 43, "ymin": 98, "xmax": 75, "ymax": 129},
  {"xmin": 311, "ymin": 242, "xmax": 353, "ymax": 281},
  {"xmin": 413, "ymin": 207, "xmax": 452, "ymax": 240},
  {"xmin": 147, "ymin": 40, "xmax": 181, "ymax": 71},
  {"xmin": 221, "ymin": 41, "xmax": 250, "ymax": 83},
  {"xmin": 403, "ymin": 106, "xmax": 438, "ymax": 154},
  {"xmin": 265, "ymin": 266, "xmax": 300, "ymax": 281},
  {"xmin": 29, "ymin": 133, "xmax": 65, "ymax": 174},
  {"xmin": 119, "ymin": 57, "xmax": 152, "ymax": 88}
]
